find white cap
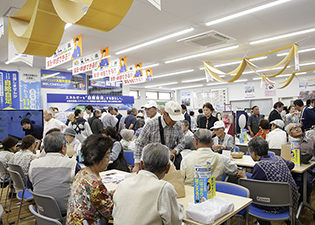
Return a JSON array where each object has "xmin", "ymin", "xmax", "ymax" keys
[
  {"xmin": 210, "ymin": 121, "xmax": 225, "ymax": 130},
  {"xmin": 165, "ymin": 101, "xmax": 184, "ymax": 121},
  {"xmin": 142, "ymin": 100, "xmax": 158, "ymax": 109},
  {"xmin": 137, "ymin": 112, "xmax": 144, "ymax": 118},
  {"xmin": 270, "ymin": 119, "xmax": 284, "ymax": 129}
]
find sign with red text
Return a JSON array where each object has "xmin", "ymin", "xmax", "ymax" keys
[{"xmin": 46, "ymin": 35, "xmax": 82, "ymax": 69}]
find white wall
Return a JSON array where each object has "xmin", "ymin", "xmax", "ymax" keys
[{"xmin": 132, "ymin": 88, "xmax": 175, "ymax": 109}]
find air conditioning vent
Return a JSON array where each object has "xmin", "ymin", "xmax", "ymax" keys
[{"xmin": 177, "ymin": 30, "xmax": 235, "ymax": 48}]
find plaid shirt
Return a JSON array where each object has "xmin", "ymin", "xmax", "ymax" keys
[{"xmin": 135, "ymin": 116, "xmax": 185, "ymax": 163}]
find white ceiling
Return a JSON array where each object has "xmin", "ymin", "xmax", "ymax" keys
[{"xmin": 1, "ymin": 0, "xmax": 315, "ymax": 91}]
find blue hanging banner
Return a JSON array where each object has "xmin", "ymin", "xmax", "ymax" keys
[
  {"xmin": 0, "ymin": 70, "xmax": 20, "ymax": 109},
  {"xmin": 20, "ymin": 73, "xmax": 42, "ymax": 109}
]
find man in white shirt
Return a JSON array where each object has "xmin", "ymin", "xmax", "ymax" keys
[
  {"xmin": 142, "ymin": 100, "xmax": 160, "ymax": 122},
  {"xmin": 181, "ymin": 129, "xmax": 237, "ymax": 185},
  {"xmin": 113, "ymin": 143, "xmax": 184, "ymax": 225},
  {"xmin": 84, "ymin": 105, "xmax": 93, "ymax": 120},
  {"xmin": 43, "ymin": 108, "xmax": 67, "ymax": 138},
  {"xmin": 101, "ymin": 106, "xmax": 118, "ymax": 128},
  {"xmin": 266, "ymin": 119, "xmax": 287, "ymax": 149}
]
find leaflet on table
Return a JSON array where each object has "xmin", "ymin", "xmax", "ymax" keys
[
  {"xmin": 46, "ymin": 35, "xmax": 82, "ymax": 69},
  {"xmin": 194, "ymin": 163, "xmax": 216, "ymax": 203},
  {"xmin": 20, "ymin": 73, "xmax": 41, "ymax": 109},
  {"xmin": 73, "ymin": 47, "xmax": 110, "ymax": 75},
  {"xmin": 0, "ymin": 70, "xmax": 20, "ymax": 109}
]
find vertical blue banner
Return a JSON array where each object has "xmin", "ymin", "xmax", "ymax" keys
[
  {"xmin": 0, "ymin": 70, "xmax": 20, "ymax": 109},
  {"xmin": 20, "ymin": 73, "xmax": 41, "ymax": 109}
]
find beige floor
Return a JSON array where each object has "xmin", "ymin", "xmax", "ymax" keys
[{"xmin": 0, "ymin": 185, "xmax": 314, "ymax": 225}]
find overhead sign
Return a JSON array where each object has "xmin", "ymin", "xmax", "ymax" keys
[
  {"xmin": 0, "ymin": 70, "xmax": 20, "ymax": 109},
  {"xmin": 46, "ymin": 35, "xmax": 82, "ymax": 69},
  {"xmin": 41, "ymin": 70, "xmax": 86, "ymax": 90}
]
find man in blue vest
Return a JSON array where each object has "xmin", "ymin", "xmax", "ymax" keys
[{"xmin": 247, "ymin": 105, "xmax": 264, "ymax": 137}]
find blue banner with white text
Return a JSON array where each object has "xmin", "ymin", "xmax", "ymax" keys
[{"xmin": 0, "ymin": 70, "xmax": 20, "ymax": 109}]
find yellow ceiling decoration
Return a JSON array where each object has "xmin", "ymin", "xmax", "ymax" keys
[
  {"xmin": 9, "ymin": 0, "xmax": 134, "ymax": 57},
  {"xmin": 203, "ymin": 43, "xmax": 315, "ymax": 88}
]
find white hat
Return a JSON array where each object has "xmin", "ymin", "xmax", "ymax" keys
[
  {"xmin": 137, "ymin": 112, "xmax": 144, "ymax": 118},
  {"xmin": 120, "ymin": 129, "xmax": 134, "ymax": 141},
  {"xmin": 142, "ymin": 100, "xmax": 158, "ymax": 109},
  {"xmin": 165, "ymin": 101, "xmax": 184, "ymax": 121},
  {"xmin": 210, "ymin": 121, "xmax": 225, "ymax": 130},
  {"xmin": 270, "ymin": 119, "xmax": 284, "ymax": 129}
]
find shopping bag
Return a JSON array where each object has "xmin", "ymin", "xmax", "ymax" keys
[{"xmin": 163, "ymin": 163, "xmax": 186, "ymax": 198}]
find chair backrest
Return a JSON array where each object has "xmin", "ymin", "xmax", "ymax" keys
[
  {"xmin": 0, "ymin": 204, "xmax": 3, "ymax": 220},
  {"xmin": 124, "ymin": 151, "xmax": 134, "ymax": 166},
  {"xmin": 216, "ymin": 181, "xmax": 249, "ymax": 198},
  {"xmin": 30, "ymin": 190, "xmax": 63, "ymax": 222},
  {"xmin": 29, "ymin": 205, "xmax": 62, "ymax": 225},
  {"xmin": 8, "ymin": 164, "xmax": 26, "ymax": 184},
  {"xmin": 0, "ymin": 161, "xmax": 7, "ymax": 174},
  {"xmin": 7, "ymin": 169, "xmax": 25, "ymax": 190},
  {"xmin": 239, "ymin": 179, "xmax": 292, "ymax": 207},
  {"xmin": 268, "ymin": 151, "xmax": 275, "ymax": 157}
]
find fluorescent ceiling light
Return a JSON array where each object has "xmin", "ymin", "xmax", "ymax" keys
[
  {"xmin": 154, "ymin": 69, "xmax": 194, "ymax": 79},
  {"xmin": 165, "ymin": 45, "xmax": 239, "ymax": 64},
  {"xmin": 141, "ymin": 63, "xmax": 159, "ymax": 70},
  {"xmin": 115, "ymin": 28, "xmax": 194, "ymax": 55},
  {"xmin": 205, "ymin": 0, "xmax": 290, "ymax": 26},
  {"xmin": 207, "ymin": 79, "xmax": 248, "ymax": 86},
  {"xmin": 300, "ymin": 62, "xmax": 315, "ymax": 66},
  {"xmin": 41, "ymin": 72, "xmax": 60, "ymax": 80},
  {"xmin": 277, "ymin": 47, "xmax": 315, "ymax": 56},
  {"xmin": 172, "ymin": 84, "xmax": 203, "ymax": 90},
  {"xmin": 250, "ymin": 28, "xmax": 315, "ymax": 45},
  {"xmin": 252, "ymin": 72, "xmax": 307, "ymax": 80},
  {"xmin": 65, "ymin": 23, "xmax": 72, "ymax": 29},
  {"xmin": 145, "ymin": 82, "xmax": 178, "ymax": 88},
  {"xmin": 182, "ymin": 78, "xmax": 207, "ymax": 83}
]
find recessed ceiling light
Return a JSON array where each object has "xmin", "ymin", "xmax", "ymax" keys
[
  {"xmin": 154, "ymin": 69, "xmax": 194, "ymax": 79},
  {"xmin": 277, "ymin": 47, "xmax": 315, "ymax": 57},
  {"xmin": 205, "ymin": 0, "xmax": 290, "ymax": 26},
  {"xmin": 115, "ymin": 28, "xmax": 194, "ymax": 55},
  {"xmin": 165, "ymin": 45, "xmax": 239, "ymax": 64},
  {"xmin": 250, "ymin": 28, "xmax": 315, "ymax": 45}
]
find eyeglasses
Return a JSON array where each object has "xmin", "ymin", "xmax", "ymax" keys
[{"xmin": 290, "ymin": 126, "xmax": 301, "ymax": 132}]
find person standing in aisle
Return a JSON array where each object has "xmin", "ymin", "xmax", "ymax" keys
[
  {"xmin": 142, "ymin": 100, "xmax": 160, "ymax": 122},
  {"xmin": 85, "ymin": 105, "xmax": 93, "ymax": 120},
  {"xmin": 197, "ymin": 102, "xmax": 218, "ymax": 130},
  {"xmin": 133, "ymin": 101, "xmax": 185, "ymax": 172},
  {"xmin": 181, "ymin": 104, "xmax": 191, "ymax": 130},
  {"xmin": 294, "ymin": 99, "xmax": 315, "ymax": 134},
  {"xmin": 68, "ymin": 109, "xmax": 92, "ymax": 143},
  {"xmin": 124, "ymin": 108, "xmax": 138, "ymax": 131},
  {"xmin": 88, "ymin": 109, "xmax": 104, "ymax": 134},
  {"xmin": 268, "ymin": 101, "xmax": 284, "ymax": 123},
  {"xmin": 247, "ymin": 105, "xmax": 264, "ymax": 137},
  {"xmin": 102, "ymin": 106, "xmax": 118, "ymax": 129},
  {"xmin": 43, "ymin": 108, "xmax": 67, "ymax": 138}
]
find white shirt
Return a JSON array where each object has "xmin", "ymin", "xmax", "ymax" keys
[
  {"xmin": 266, "ymin": 128, "xmax": 287, "ymax": 149},
  {"xmin": 43, "ymin": 118, "xmax": 67, "ymax": 138},
  {"xmin": 184, "ymin": 130, "xmax": 194, "ymax": 137}
]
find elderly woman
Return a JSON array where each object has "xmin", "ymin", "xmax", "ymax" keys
[
  {"xmin": 253, "ymin": 119, "xmax": 270, "ymax": 139},
  {"xmin": 67, "ymin": 135, "xmax": 114, "ymax": 224},
  {"xmin": 238, "ymin": 137, "xmax": 299, "ymax": 225},
  {"xmin": 68, "ymin": 109, "xmax": 92, "ymax": 143},
  {"xmin": 9, "ymin": 135, "xmax": 37, "ymax": 176},
  {"xmin": 64, "ymin": 127, "xmax": 81, "ymax": 158},
  {"xmin": 197, "ymin": 102, "xmax": 218, "ymax": 130},
  {"xmin": 101, "ymin": 127, "xmax": 129, "ymax": 172}
]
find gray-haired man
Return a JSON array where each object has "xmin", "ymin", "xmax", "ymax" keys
[
  {"xmin": 113, "ymin": 143, "xmax": 184, "ymax": 225},
  {"xmin": 101, "ymin": 106, "xmax": 118, "ymax": 129}
]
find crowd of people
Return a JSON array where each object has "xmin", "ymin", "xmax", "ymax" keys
[{"xmin": 0, "ymin": 98, "xmax": 314, "ymax": 224}]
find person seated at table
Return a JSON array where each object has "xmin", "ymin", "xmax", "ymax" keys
[
  {"xmin": 253, "ymin": 119, "xmax": 270, "ymax": 139},
  {"xmin": 120, "ymin": 129, "xmax": 134, "ymax": 151},
  {"xmin": 0, "ymin": 137, "xmax": 18, "ymax": 168},
  {"xmin": 182, "ymin": 120, "xmax": 194, "ymax": 137},
  {"xmin": 180, "ymin": 129, "xmax": 237, "ymax": 185},
  {"xmin": 285, "ymin": 123, "xmax": 314, "ymax": 203},
  {"xmin": 64, "ymin": 127, "xmax": 81, "ymax": 158},
  {"xmin": 266, "ymin": 119, "xmax": 287, "ymax": 149},
  {"xmin": 237, "ymin": 137, "xmax": 300, "ymax": 225},
  {"xmin": 101, "ymin": 127, "xmax": 129, "ymax": 172},
  {"xmin": 67, "ymin": 135, "xmax": 114, "ymax": 224},
  {"xmin": 113, "ymin": 143, "xmax": 184, "ymax": 225},
  {"xmin": 211, "ymin": 121, "xmax": 235, "ymax": 153},
  {"xmin": 9, "ymin": 135, "xmax": 37, "ymax": 176},
  {"xmin": 20, "ymin": 118, "xmax": 43, "ymax": 140}
]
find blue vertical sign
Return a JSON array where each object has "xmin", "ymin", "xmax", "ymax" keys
[
  {"xmin": 20, "ymin": 73, "xmax": 41, "ymax": 109},
  {"xmin": 0, "ymin": 70, "xmax": 20, "ymax": 109}
]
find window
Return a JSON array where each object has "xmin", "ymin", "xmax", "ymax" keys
[
  {"xmin": 159, "ymin": 92, "xmax": 172, "ymax": 100},
  {"xmin": 146, "ymin": 91, "xmax": 158, "ymax": 100},
  {"xmin": 130, "ymin": 90, "xmax": 139, "ymax": 99}
]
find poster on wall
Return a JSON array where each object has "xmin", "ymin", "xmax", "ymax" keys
[
  {"xmin": 181, "ymin": 91, "xmax": 191, "ymax": 106},
  {"xmin": 47, "ymin": 93, "xmax": 134, "ymax": 123},
  {"xmin": 264, "ymin": 80, "xmax": 276, "ymax": 97},
  {"xmin": 46, "ymin": 35, "xmax": 82, "ymax": 69},
  {"xmin": 20, "ymin": 73, "xmax": 41, "ymax": 109},
  {"xmin": 41, "ymin": 70, "xmax": 86, "ymax": 90},
  {"xmin": 244, "ymin": 83, "xmax": 255, "ymax": 98},
  {"xmin": 299, "ymin": 81, "xmax": 315, "ymax": 100},
  {"xmin": 0, "ymin": 70, "xmax": 19, "ymax": 109}
]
